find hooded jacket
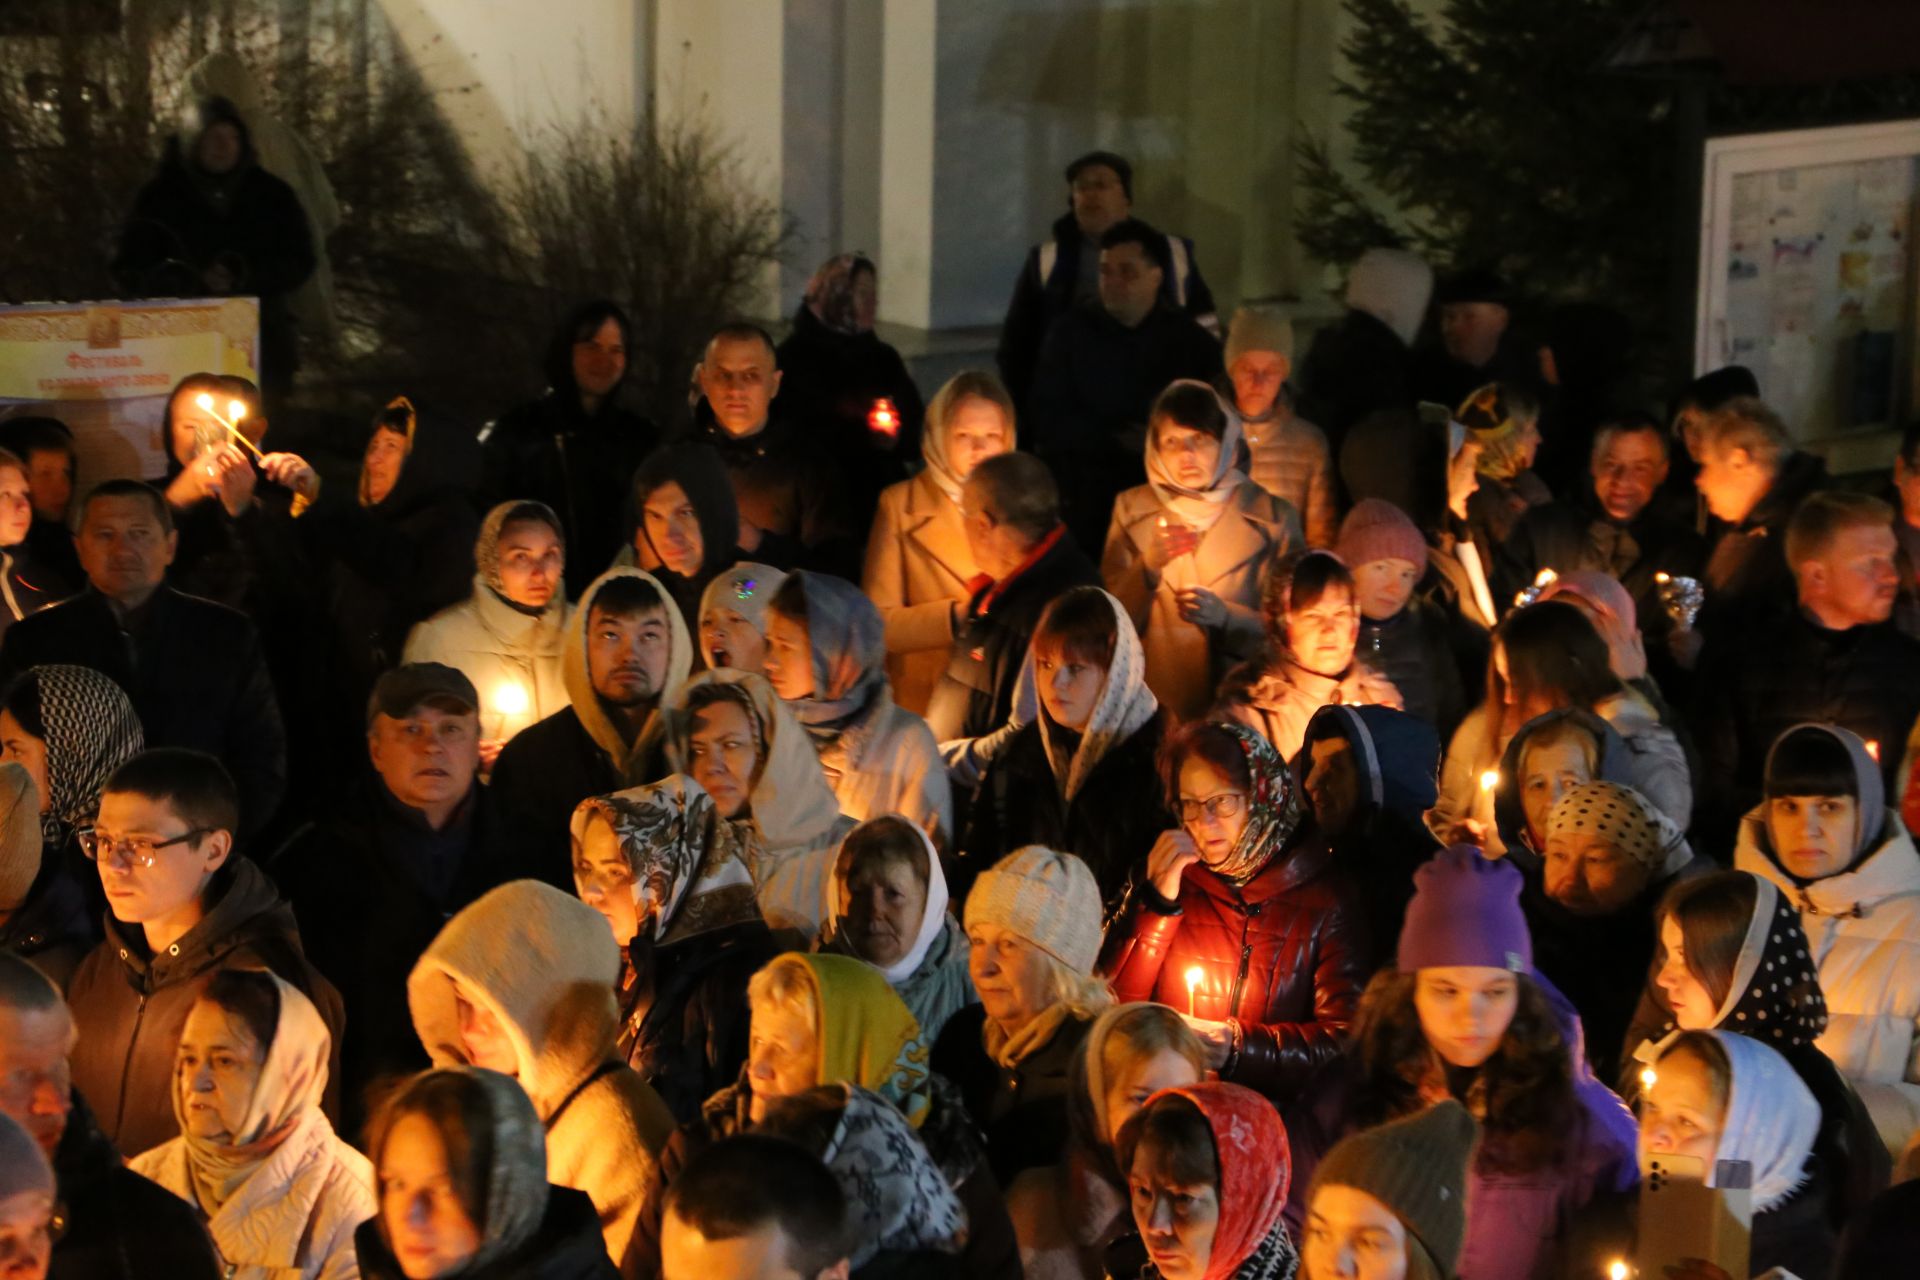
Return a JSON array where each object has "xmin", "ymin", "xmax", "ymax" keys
[
  {"xmin": 1735, "ymin": 723, "xmax": 1920, "ymax": 1156},
  {"xmin": 490, "ymin": 567, "xmax": 692, "ymax": 891},
  {"xmin": 626, "ymin": 440, "xmax": 744, "ymax": 643},
  {"xmin": 403, "ymin": 501, "xmax": 572, "ymax": 744},
  {"xmin": 65, "ymin": 856, "xmax": 345, "ymax": 1159},
  {"xmin": 51, "ymin": 1087, "xmax": 223, "ymax": 1280},
  {"xmin": 409, "ymin": 881, "xmax": 676, "ymax": 1276}
]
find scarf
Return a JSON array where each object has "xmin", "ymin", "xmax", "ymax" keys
[
  {"xmin": 1199, "ymin": 722, "xmax": 1305, "ymax": 887},
  {"xmin": 1144, "ymin": 379, "xmax": 1249, "ymax": 534},
  {"xmin": 922, "ymin": 387, "xmax": 1017, "ymax": 506},
  {"xmin": 413, "ymin": 1068, "xmax": 549, "ymax": 1276},
  {"xmin": 782, "ymin": 572, "xmax": 889, "ymax": 752},
  {"xmin": 986, "ymin": 1001, "xmax": 1077, "ymax": 1070},
  {"xmin": 1026, "ymin": 589, "xmax": 1160, "ymax": 803},
  {"xmin": 473, "ymin": 499, "xmax": 564, "ymax": 608},
  {"xmin": 1545, "ymin": 781, "xmax": 1694, "ymax": 878},
  {"xmin": 24, "ymin": 664, "xmax": 146, "ymax": 847},
  {"xmin": 177, "ymin": 974, "xmax": 332, "ymax": 1215},
  {"xmin": 826, "ymin": 819, "xmax": 951, "ymax": 985},
  {"xmin": 697, "ymin": 562, "xmax": 787, "ymax": 638},
  {"xmin": 813, "ymin": 1084, "xmax": 966, "ymax": 1266},
  {"xmin": 1635, "ymin": 874, "xmax": 1827, "ymax": 1071},
  {"xmin": 804, "ymin": 253, "xmax": 875, "ymax": 336},
  {"xmin": 571, "ymin": 775, "xmax": 762, "ymax": 946},
  {"xmin": 1698, "ymin": 1030, "xmax": 1821, "ymax": 1214},
  {"xmin": 774, "ymin": 953, "xmax": 933, "ymax": 1127},
  {"xmin": 1071, "ymin": 1003, "xmax": 1168, "ymax": 1188},
  {"xmin": 667, "ymin": 669, "xmax": 845, "ymax": 855},
  {"xmin": 1151, "ymin": 1082, "xmax": 1297, "ymax": 1280}
]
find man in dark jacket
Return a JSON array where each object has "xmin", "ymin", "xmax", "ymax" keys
[
  {"xmin": 1027, "ymin": 218, "xmax": 1223, "ymax": 547},
  {"xmin": 111, "ymin": 96, "xmax": 314, "ymax": 398},
  {"xmin": 0, "ymin": 481, "xmax": 287, "ymax": 836},
  {"xmin": 63, "ymin": 749, "xmax": 342, "ymax": 1158},
  {"xmin": 997, "ymin": 150, "xmax": 1216, "ymax": 406},
  {"xmin": 925, "ymin": 453, "xmax": 1099, "ymax": 748},
  {"xmin": 482, "ymin": 300, "xmax": 659, "ymax": 596},
  {"xmin": 687, "ymin": 324, "xmax": 853, "ymax": 575},
  {"xmin": 1293, "ymin": 247, "xmax": 1432, "ymax": 460},
  {"xmin": 272, "ymin": 663, "xmax": 507, "ymax": 1137},
  {"xmin": 491, "ymin": 568, "xmax": 691, "ymax": 890},
  {"xmin": 1692, "ymin": 491, "xmax": 1920, "ymax": 850},
  {"xmin": 0, "ymin": 954, "xmax": 219, "ymax": 1280},
  {"xmin": 1412, "ymin": 267, "xmax": 1538, "ymax": 411}
]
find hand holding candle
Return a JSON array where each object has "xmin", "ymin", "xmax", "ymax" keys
[
  {"xmin": 1513, "ymin": 567, "xmax": 1558, "ymax": 609},
  {"xmin": 1654, "ymin": 572, "xmax": 1704, "ymax": 630},
  {"xmin": 192, "ymin": 392, "xmax": 266, "ymax": 462},
  {"xmin": 1185, "ymin": 964, "xmax": 1203, "ymax": 1017}
]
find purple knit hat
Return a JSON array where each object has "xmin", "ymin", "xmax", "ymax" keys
[
  {"xmin": 1398, "ymin": 845, "xmax": 1532, "ymax": 974},
  {"xmin": 1336, "ymin": 498, "xmax": 1427, "ymax": 569}
]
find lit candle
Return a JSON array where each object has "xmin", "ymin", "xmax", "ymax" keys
[
  {"xmin": 1639, "ymin": 1066, "xmax": 1657, "ymax": 1091},
  {"xmin": 490, "ymin": 680, "xmax": 531, "ymax": 741},
  {"xmin": 1654, "ymin": 571, "xmax": 1671, "ymax": 584},
  {"xmin": 1536, "ymin": 568, "xmax": 1557, "ymax": 587},
  {"xmin": 1184, "ymin": 965, "xmax": 1203, "ymax": 1017},
  {"xmin": 1608, "ymin": 1261, "xmax": 1631, "ymax": 1280},
  {"xmin": 868, "ymin": 398, "xmax": 899, "ymax": 438},
  {"xmin": 191, "ymin": 392, "xmax": 265, "ymax": 461},
  {"xmin": 1866, "ymin": 740, "xmax": 1881, "ymax": 762},
  {"xmin": 1479, "ymin": 769, "xmax": 1500, "ymax": 793}
]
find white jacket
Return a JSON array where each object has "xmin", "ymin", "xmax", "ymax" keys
[
  {"xmin": 402, "ymin": 581, "xmax": 571, "ymax": 743},
  {"xmin": 131, "ymin": 1109, "xmax": 374, "ymax": 1280},
  {"xmin": 1736, "ymin": 810, "xmax": 1920, "ymax": 1154},
  {"xmin": 814, "ymin": 692, "xmax": 953, "ymax": 849}
]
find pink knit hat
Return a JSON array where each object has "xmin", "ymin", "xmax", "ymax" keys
[{"xmin": 1336, "ymin": 498, "xmax": 1427, "ymax": 569}]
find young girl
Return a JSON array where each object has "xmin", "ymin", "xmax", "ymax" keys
[
  {"xmin": 1102, "ymin": 379, "xmax": 1300, "ymax": 719},
  {"xmin": 1335, "ymin": 499, "xmax": 1466, "ymax": 738},
  {"xmin": 1301, "ymin": 1101, "xmax": 1477, "ymax": 1280}
]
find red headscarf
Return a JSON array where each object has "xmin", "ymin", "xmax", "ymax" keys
[{"xmin": 1155, "ymin": 1082, "xmax": 1292, "ymax": 1280}]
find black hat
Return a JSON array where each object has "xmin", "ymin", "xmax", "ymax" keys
[
  {"xmin": 1674, "ymin": 365, "xmax": 1760, "ymax": 416},
  {"xmin": 1066, "ymin": 150, "xmax": 1133, "ymax": 202},
  {"xmin": 366, "ymin": 663, "xmax": 478, "ymax": 726},
  {"xmin": 1434, "ymin": 266, "xmax": 1513, "ymax": 308}
]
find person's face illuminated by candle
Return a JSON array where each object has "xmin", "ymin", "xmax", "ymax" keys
[
  {"xmin": 1543, "ymin": 829, "xmax": 1650, "ymax": 917},
  {"xmin": 1102, "ymin": 1047, "xmax": 1201, "ymax": 1151},
  {"xmin": 368, "ymin": 701, "xmax": 480, "ymax": 828},
  {"xmin": 746, "ymin": 995, "xmax": 817, "ymax": 1123},
  {"xmin": 1592, "ymin": 426, "xmax": 1668, "ymax": 523},
  {"xmin": 641, "ymin": 481, "xmax": 705, "ymax": 578},
  {"xmin": 943, "ymin": 397, "xmax": 1012, "ymax": 483},
  {"xmin": 700, "ymin": 603, "xmax": 768, "ymax": 674},
  {"xmin": 1302, "ymin": 1184, "xmax": 1410, "ymax": 1280},
  {"xmin": 1519, "ymin": 735, "xmax": 1594, "ymax": 851},
  {"xmin": 1179, "ymin": 755, "xmax": 1250, "ymax": 869},
  {"xmin": 379, "ymin": 1110, "xmax": 483, "ymax": 1279},
  {"xmin": 0, "ymin": 464, "xmax": 31, "ymax": 551},
  {"xmin": 77, "ymin": 492, "xmax": 177, "ymax": 609},
  {"xmin": 967, "ymin": 922, "xmax": 1056, "ymax": 1036},
  {"xmin": 762, "ymin": 609, "xmax": 814, "ymax": 701},
  {"xmin": 168, "ymin": 388, "xmax": 227, "ymax": 466},
  {"xmin": 1414, "ymin": 965, "xmax": 1518, "ymax": 1069},
  {"xmin": 452, "ymin": 982, "xmax": 516, "ymax": 1075},
  {"xmin": 1154, "ymin": 419, "xmax": 1221, "ymax": 490},
  {"xmin": 1285, "ymin": 580, "xmax": 1360, "ymax": 677},
  {"xmin": 362, "ymin": 427, "xmax": 408, "ymax": 505},
  {"xmin": 1128, "ymin": 1122, "xmax": 1220, "ymax": 1280},
  {"xmin": 572, "ymin": 813, "xmax": 641, "ymax": 947},
  {"xmin": 1654, "ymin": 917, "xmax": 1718, "ymax": 1030},
  {"xmin": 1638, "ymin": 1045, "xmax": 1727, "ymax": 1165},
  {"xmin": 1034, "ymin": 636, "xmax": 1105, "ymax": 732},
  {"xmin": 1766, "ymin": 793, "xmax": 1858, "ymax": 881},
  {"xmin": 1228, "ymin": 350, "xmax": 1289, "ymax": 423},
  {"xmin": 686, "ymin": 699, "xmax": 759, "ymax": 819},
  {"xmin": 1351, "ymin": 559, "xmax": 1419, "ymax": 623},
  {"xmin": 835, "ymin": 845, "xmax": 927, "ymax": 971},
  {"xmin": 698, "ymin": 333, "xmax": 782, "ymax": 439},
  {"xmin": 493, "ymin": 518, "xmax": 563, "ymax": 610}
]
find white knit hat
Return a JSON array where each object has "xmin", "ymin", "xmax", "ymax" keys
[{"xmin": 963, "ymin": 846, "xmax": 1103, "ymax": 975}]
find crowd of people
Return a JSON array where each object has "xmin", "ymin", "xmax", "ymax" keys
[{"xmin": 4, "ymin": 118, "xmax": 1920, "ymax": 1280}]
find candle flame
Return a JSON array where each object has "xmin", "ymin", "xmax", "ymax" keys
[
  {"xmin": 227, "ymin": 398, "xmax": 248, "ymax": 422},
  {"xmin": 194, "ymin": 392, "xmax": 215, "ymax": 411},
  {"xmin": 1184, "ymin": 965, "xmax": 1203, "ymax": 991},
  {"xmin": 1535, "ymin": 568, "xmax": 1557, "ymax": 586},
  {"xmin": 1608, "ymin": 1261, "xmax": 1630, "ymax": 1280},
  {"xmin": 1639, "ymin": 1066, "xmax": 1657, "ymax": 1091},
  {"xmin": 868, "ymin": 398, "xmax": 899, "ymax": 437},
  {"xmin": 1655, "ymin": 571, "xmax": 1671, "ymax": 583},
  {"xmin": 492, "ymin": 681, "xmax": 530, "ymax": 717},
  {"xmin": 1866, "ymin": 740, "xmax": 1881, "ymax": 761},
  {"xmin": 1479, "ymin": 769, "xmax": 1499, "ymax": 793}
]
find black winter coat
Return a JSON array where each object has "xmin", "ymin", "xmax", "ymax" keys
[
  {"xmin": 355, "ymin": 1186, "xmax": 619, "ymax": 1280},
  {"xmin": 50, "ymin": 1088, "xmax": 220, "ymax": 1280},
  {"xmin": 1690, "ymin": 611, "xmax": 1920, "ymax": 850},
  {"xmin": 1835, "ymin": 1178, "xmax": 1920, "ymax": 1280},
  {"xmin": 0, "ymin": 586, "xmax": 287, "ymax": 836},
  {"xmin": 622, "ymin": 920, "xmax": 783, "ymax": 1126},
  {"xmin": 774, "ymin": 305, "xmax": 920, "ymax": 527},
  {"xmin": 683, "ymin": 414, "xmax": 856, "ymax": 576},
  {"xmin": 1355, "ymin": 598, "xmax": 1466, "ymax": 739},
  {"xmin": 958, "ymin": 711, "xmax": 1171, "ymax": 910},
  {"xmin": 489, "ymin": 704, "xmax": 637, "ymax": 893},
  {"xmin": 1292, "ymin": 309, "xmax": 1417, "ymax": 459},
  {"xmin": 0, "ymin": 858, "xmax": 92, "ymax": 991},
  {"xmin": 931, "ymin": 1003, "xmax": 1093, "ymax": 1187},
  {"xmin": 923, "ymin": 530, "xmax": 1101, "ymax": 743}
]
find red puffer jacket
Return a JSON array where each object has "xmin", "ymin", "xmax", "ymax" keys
[{"xmin": 1099, "ymin": 834, "xmax": 1372, "ymax": 1101}]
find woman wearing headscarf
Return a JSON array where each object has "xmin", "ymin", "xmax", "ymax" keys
[
  {"xmin": 763, "ymin": 572, "xmax": 951, "ymax": 846},
  {"xmin": 1734, "ymin": 722, "xmax": 1920, "ymax": 1158},
  {"xmin": 1458, "ymin": 383, "xmax": 1549, "ymax": 548},
  {"xmin": 664, "ymin": 669, "xmax": 855, "ymax": 937},
  {"xmin": 696, "ymin": 562, "xmax": 787, "ymax": 675},
  {"xmin": 932, "ymin": 846, "xmax": 1112, "ymax": 1185},
  {"xmin": 1102, "ymin": 720, "xmax": 1369, "ymax": 1103},
  {"xmin": 960, "ymin": 586, "xmax": 1170, "ymax": 908},
  {"xmin": 1005, "ymin": 1003, "xmax": 1208, "ymax": 1280},
  {"xmin": 569, "ymin": 776, "xmax": 781, "ymax": 1124},
  {"xmin": 1301, "ymin": 1102, "xmax": 1477, "ymax": 1280},
  {"xmin": 0, "ymin": 1110, "xmax": 55, "ymax": 1280},
  {"xmin": 863, "ymin": 370, "xmax": 1017, "ymax": 714},
  {"xmin": 0, "ymin": 447, "xmax": 69, "ymax": 641},
  {"xmin": 1111, "ymin": 1082, "xmax": 1300, "ymax": 1280},
  {"xmin": 1621, "ymin": 870, "xmax": 1889, "ymax": 1225},
  {"xmin": 408, "ymin": 881, "xmax": 677, "ymax": 1276},
  {"xmin": 131, "ymin": 970, "xmax": 373, "ymax": 1279},
  {"xmin": 628, "ymin": 441, "xmax": 747, "ymax": 646},
  {"xmin": 1103, "ymin": 380, "xmax": 1301, "ymax": 719},
  {"xmin": 818, "ymin": 814, "xmax": 974, "ymax": 1043},
  {"xmin": 1638, "ymin": 1031, "xmax": 1833, "ymax": 1279},
  {"xmin": 354, "ymin": 1068, "xmax": 619, "ymax": 1280}
]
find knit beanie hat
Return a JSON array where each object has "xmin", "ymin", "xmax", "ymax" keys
[
  {"xmin": 1225, "ymin": 305, "xmax": 1295, "ymax": 366},
  {"xmin": 0, "ymin": 764, "xmax": 41, "ymax": 912},
  {"xmin": 1398, "ymin": 846, "xmax": 1532, "ymax": 974},
  {"xmin": 1545, "ymin": 781, "xmax": 1677, "ymax": 871},
  {"xmin": 964, "ymin": 846, "xmax": 1103, "ymax": 976},
  {"xmin": 698, "ymin": 562, "xmax": 788, "ymax": 636},
  {"xmin": 1336, "ymin": 498, "xmax": 1427, "ymax": 570},
  {"xmin": 1308, "ymin": 1100, "xmax": 1477, "ymax": 1273}
]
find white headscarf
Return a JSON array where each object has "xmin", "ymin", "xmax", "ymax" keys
[
  {"xmin": 667, "ymin": 669, "xmax": 845, "ymax": 854},
  {"xmin": 1691, "ymin": 1030, "xmax": 1821, "ymax": 1214},
  {"xmin": 1144, "ymin": 379, "xmax": 1248, "ymax": 534},
  {"xmin": 1021, "ymin": 588, "xmax": 1160, "ymax": 802},
  {"xmin": 827, "ymin": 816, "xmax": 951, "ymax": 984},
  {"xmin": 922, "ymin": 375, "xmax": 1016, "ymax": 505}
]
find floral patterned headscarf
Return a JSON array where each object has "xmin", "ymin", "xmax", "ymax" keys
[
  {"xmin": 1191, "ymin": 721, "xmax": 1305, "ymax": 887},
  {"xmin": 569, "ymin": 775, "xmax": 761, "ymax": 944},
  {"xmin": 804, "ymin": 253, "xmax": 876, "ymax": 336},
  {"xmin": 1144, "ymin": 1082, "xmax": 1299, "ymax": 1280}
]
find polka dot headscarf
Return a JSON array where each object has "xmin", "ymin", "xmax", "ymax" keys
[
  {"xmin": 1546, "ymin": 780, "xmax": 1679, "ymax": 870},
  {"xmin": 1685, "ymin": 875, "xmax": 1828, "ymax": 1048}
]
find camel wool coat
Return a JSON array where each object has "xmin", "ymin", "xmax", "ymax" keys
[{"xmin": 863, "ymin": 471, "xmax": 981, "ymax": 715}]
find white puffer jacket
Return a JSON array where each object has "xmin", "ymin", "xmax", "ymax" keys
[{"xmin": 1736, "ymin": 809, "xmax": 1920, "ymax": 1155}]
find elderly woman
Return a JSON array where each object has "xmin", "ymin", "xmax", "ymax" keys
[
  {"xmin": 695, "ymin": 562, "xmax": 786, "ymax": 675},
  {"xmin": 818, "ymin": 813, "xmax": 973, "ymax": 1042},
  {"xmin": 931, "ymin": 846, "xmax": 1112, "ymax": 1185},
  {"xmin": 1215, "ymin": 550, "xmax": 1401, "ymax": 762},
  {"xmin": 354, "ymin": 1068, "xmax": 619, "ymax": 1280},
  {"xmin": 1102, "ymin": 379, "xmax": 1300, "ymax": 719},
  {"xmin": 1006, "ymin": 1003, "xmax": 1208, "ymax": 1280},
  {"xmin": 131, "ymin": 971, "xmax": 373, "ymax": 1279},
  {"xmin": 1114, "ymin": 1082, "xmax": 1300, "ymax": 1280},
  {"xmin": 1301, "ymin": 1102, "xmax": 1476, "ymax": 1280},
  {"xmin": 570, "ymin": 777, "xmax": 780, "ymax": 1125},
  {"xmin": 1103, "ymin": 720, "xmax": 1369, "ymax": 1103},
  {"xmin": 664, "ymin": 669, "xmax": 855, "ymax": 937},
  {"xmin": 863, "ymin": 370, "xmax": 1016, "ymax": 714},
  {"xmin": 408, "ymin": 880, "xmax": 677, "ymax": 1276},
  {"xmin": 763, "ymin": 572, "xmax": 951, "ymax": 846}
]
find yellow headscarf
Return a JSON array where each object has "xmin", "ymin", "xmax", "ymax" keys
[{"xmin": 770, "ymin": 953, "xmax": 932, "ymax": 1127}]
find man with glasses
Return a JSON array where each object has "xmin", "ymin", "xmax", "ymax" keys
[
  {"xmin": 0, "ymin": 480, "xmax": 287, "ymax": 838},
  {"xmin": 0, "ymin": 953, "xmax": 217, "ymax": 1279},
  {"xmin": 62, "ymin": 748, "xmax": 341, "ymax": 1157}
]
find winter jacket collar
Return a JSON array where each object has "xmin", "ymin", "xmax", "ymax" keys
[
  {"xmin": 973, "ymin": 523, "xmax": 1070, "ymax": 612},
  {"xmin": 1737, "ymin": 806, "xmax": 1920, "ymax": 919},
  {"xmin": 100, "ymin": 856, "xmax": 293, "ymax": 989},
  {"xmin": 1195, "ymin": 827, "xmax": 1334, "ymax": 906},
  {"xmin": 1738, "ymin": 450, "xmax": 1829, "ymax": 536}
]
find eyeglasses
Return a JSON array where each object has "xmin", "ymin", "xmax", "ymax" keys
[
  {"xmin": 1179, "ymin": 793, "xmax": 1248, "ymax": 824},
  {"xmin": 77, "ymin": 827, "xmax": 212, "ymax": 868}
]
